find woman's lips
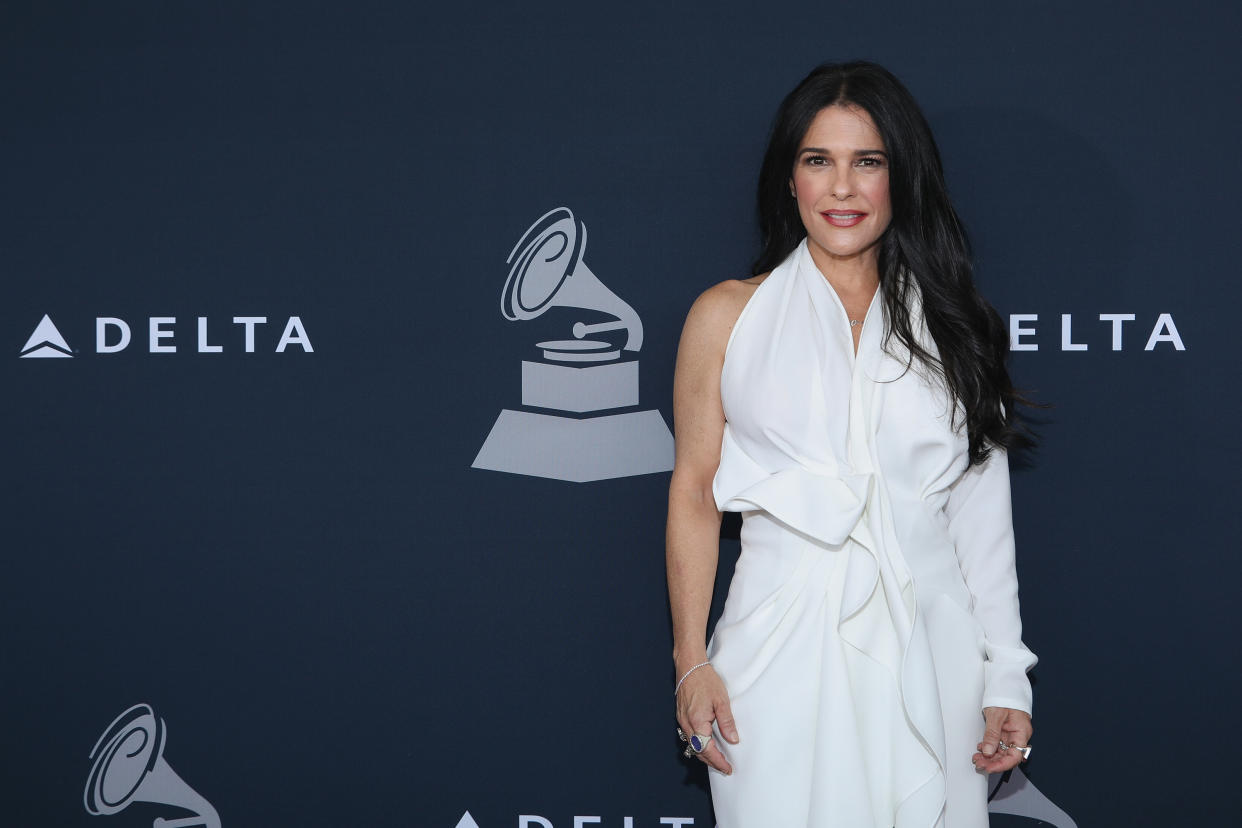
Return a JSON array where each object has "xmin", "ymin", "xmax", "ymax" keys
[{"xmin": 821, "ymin": 211, "xmax": 867, "ymax": 227}]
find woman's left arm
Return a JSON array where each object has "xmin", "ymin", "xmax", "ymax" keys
[{"xmin": 944, "ymin": 446, "xmax": 1038, "ymax": 771}]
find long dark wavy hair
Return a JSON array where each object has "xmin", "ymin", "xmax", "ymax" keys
[{"xmin": 753, "ymin": 60, "xmax": 1032, "ymax": 464}]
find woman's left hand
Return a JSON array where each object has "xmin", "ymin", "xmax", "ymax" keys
[{"xmin": 972, "ymin": 706, "xmax": 1033, "ymax": 774}]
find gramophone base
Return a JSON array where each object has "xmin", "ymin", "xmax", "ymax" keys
[{"xmin": 472, "ymin": 408, "xmax": 673, "ymax": 482}]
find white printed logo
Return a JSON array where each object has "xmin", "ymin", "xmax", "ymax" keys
[
  {"xmin": 456, "ymin": 812, "xmax": 698, "ymax": 827},
  {"xmin": 453, "ymin": 769, "xmax": 1076, "ymax": 828},
  {"xmin": 1007, "ymin": 312, "xmax": 1184, "ymax": 351},
  {"xmin": 84, "ymin": 703, "xmax": 220, "ymax": 828},
  {"xmin": 18, "ymin": 315, "xmax": 313, "ymax": 357},
  {"xmin": 20, "ymin": 314, "xmax": 73, "ymax": 358},
  {"xmin": 473, "ymin": 207, "xmax": 674, "ymax": 482}
]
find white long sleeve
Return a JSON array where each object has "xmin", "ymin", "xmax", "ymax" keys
[{"xmin": 943, "ymin": 447, "xmax": 1038, "ymax": 714}]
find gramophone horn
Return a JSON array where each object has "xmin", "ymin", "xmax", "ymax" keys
[
  {"xmin": 85, "ymin": 704, "xmax": 221, "ymax": 828},
  {"xmin": 502, "ymin": 207, "xmax": 643, "ymax": 351}
]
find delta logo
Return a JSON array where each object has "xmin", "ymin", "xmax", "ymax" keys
[
  {"xmin": 454, "ymin": 813, "xmax": 700, "ymax": 828},
  {"xmin": 18, "ymin": 314, "xmax": 313, "ymax": 358}
]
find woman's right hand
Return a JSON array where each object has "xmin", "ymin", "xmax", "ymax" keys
[
  {"xmin": 676, "ymin": 665, "xmax": 739, "ymax": 775},
  {"xmin": 666, "ymin": 283, "xmax": 754, "ymax": 778}
]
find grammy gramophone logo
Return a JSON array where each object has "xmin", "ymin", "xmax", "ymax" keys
[
  {"xmin": 473, "ymin": 207, "xmax": 674, "ymax": 482},
  {"xmin": 84, "ymin": 703, "xmax": 220, "ymax": 828}
]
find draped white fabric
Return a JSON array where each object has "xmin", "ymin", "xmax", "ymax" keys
[{"xmin": 707, "ymin": 240, "xmax": 1036, "ymax": 828}]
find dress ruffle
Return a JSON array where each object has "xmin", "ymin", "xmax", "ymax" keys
[{"xmin": 713, "ymin": 428, "xmax": 948, "ymax": 826}]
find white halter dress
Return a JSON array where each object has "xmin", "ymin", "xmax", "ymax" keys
[{"xmin": 707, "ymin": 240, "xmax": 1037, "ymax": 828}]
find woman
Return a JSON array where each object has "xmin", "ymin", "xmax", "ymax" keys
[{"xmin": 665, "ymin": 61, "xmax": 1038, "ymax": 827}]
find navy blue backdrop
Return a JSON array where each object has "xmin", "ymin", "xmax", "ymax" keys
[{"xmin": 4, "ymin": 2, "xmax": 1239, "ymax": 826}]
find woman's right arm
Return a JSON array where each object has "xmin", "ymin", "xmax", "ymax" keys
[{"xmin": 666, "ymin": 281, "xmax": 752, "ymax": 775}]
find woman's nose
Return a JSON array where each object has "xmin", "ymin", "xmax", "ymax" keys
[{"xmin": 830, "ymin": 169, "xmax": 854, "ymax": 200}]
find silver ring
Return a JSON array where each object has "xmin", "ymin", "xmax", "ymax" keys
[
  {"xmin": 688, "ymin": 732, "xmax": 712, "ymax": 754},
  {"xmin": 998, "ymin": 740, "xmax": 1032, "ymax": 760},
  {"xmin": 677, "ymin": 727, "xmax": 688, "ymax": 743}
]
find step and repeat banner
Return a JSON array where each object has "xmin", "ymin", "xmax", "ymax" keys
[{"xmin": 3, "ymin": 2, "xmax": 1238, "ymax": 826}]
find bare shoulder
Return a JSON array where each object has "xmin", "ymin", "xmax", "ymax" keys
[{"xmin": 680, "ymin": 273, "xmax": 770, "ymax": 353}]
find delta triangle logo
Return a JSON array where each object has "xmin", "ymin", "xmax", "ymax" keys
[
  {"xmin": 454, "ymin": 813, "xmax": 481, "ymax": 828},
  {"xmin": 19, "ymin": 314, "xmax": 72, "ymax": 358}
]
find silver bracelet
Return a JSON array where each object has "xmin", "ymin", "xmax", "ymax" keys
[{"xmin": 674, "ymin": 661, "xmax": 712, "ymax": 696}]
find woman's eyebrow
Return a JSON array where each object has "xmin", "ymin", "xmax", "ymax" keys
[{"xmin": 797, "ymin": 147, "xmax": 888, "ymax": 156}]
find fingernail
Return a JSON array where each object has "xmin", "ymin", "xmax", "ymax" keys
[{"xmin": 982, "ymin": 745, "xmax": 995, "ymax": 756}]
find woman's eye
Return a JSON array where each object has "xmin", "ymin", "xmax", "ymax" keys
[
  {"xmin": 805, "ymin": 155, "xmax": 828, "ymax": 166},
  {"xmin": 856, "ymin": 157, "xmax": 885, "ymax": 168}
]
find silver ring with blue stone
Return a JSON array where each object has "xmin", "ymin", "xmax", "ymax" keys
[{"xmin": 688, "ymin": 732, "xmax": 712, "ymax": 754}]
